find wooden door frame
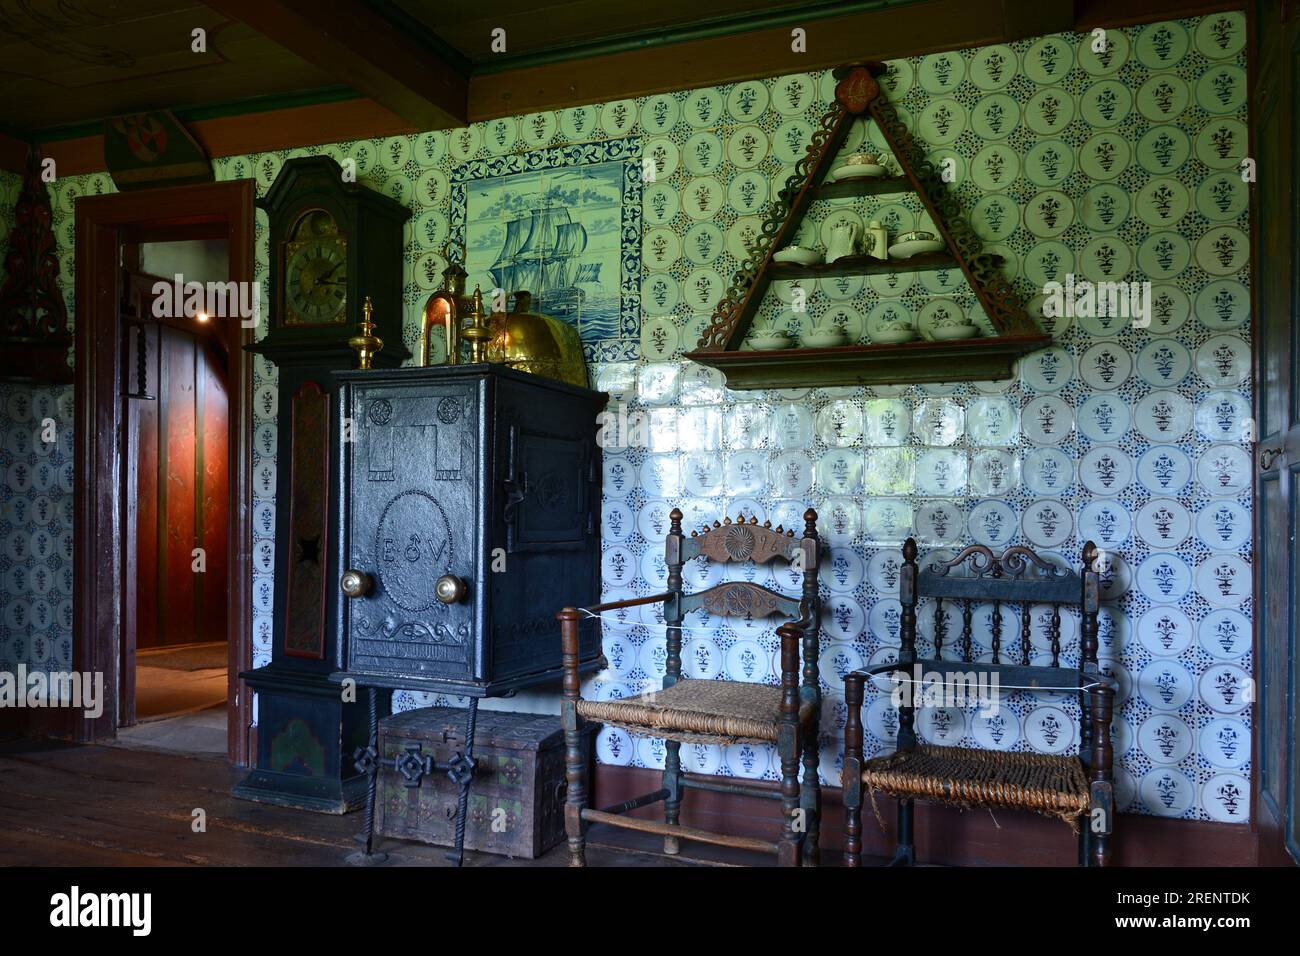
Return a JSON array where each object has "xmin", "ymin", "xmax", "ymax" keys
[
  {"xmin": 73, "ymin": 179, "xmax": 255, "ymax": 765},
  {"xmin": 1249, "ymin": 0, "xmax": 1300, "ymax": 865}
]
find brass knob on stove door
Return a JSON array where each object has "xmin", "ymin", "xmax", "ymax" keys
[
  {"xmin": 340, "ymin": 569, "xmax": 374, "ymax": 598},
  {"xmin": 435, "ymin": 574, "xmax": 468, "ymax": 604}
]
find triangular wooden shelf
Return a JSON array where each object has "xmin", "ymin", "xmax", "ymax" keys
[{"xmin": 684, "ymin": 63, "xmax": 1049, "ymax": 389}]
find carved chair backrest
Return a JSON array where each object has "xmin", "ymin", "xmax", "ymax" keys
[
  {"xmin": 891, "ymin": 537, "xmax": 1102, "ymax": 752},
  {"xmin": 660, "ymin": 508, "xmax": 820, "ymax": 685},
  {"xmin": 899, "ymin": 538, "xmax": 1099, "ymax": 671}
]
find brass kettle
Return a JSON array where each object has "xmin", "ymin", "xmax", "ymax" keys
[{"xmin": 486, "ymin": 291, "xmax": 587, "ymax": 388}]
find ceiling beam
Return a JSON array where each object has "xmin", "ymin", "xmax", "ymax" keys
[
  {"xmin": 468, "ymin": 0, "xmax": 1246, "ymax": 121},
  {"xmin": 469, "ymin": 0, "xmax": 1006, "ymax": 122},
  {"xmin": 204, "ymin": 0, "xmax": 469, "ymax": 129},
  {"xmin": 1002, "ymin": 0, "xmax": 1075, "ymax": 41},
  {"xmin": 21, "ymin": 0, "xmax": 1249, "ymax": 175},
  {"xmin": 1073, "ymin": 0, "xmax": 1241, "ymax": 28}
]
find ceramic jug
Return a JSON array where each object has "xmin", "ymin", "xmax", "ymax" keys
[
  {"xmin": 867, "ymin": 219, "xmax": 890, "ymax": 259},
  {"xmin": 826, "ymin": 220, "xmax": 860, "ymax": 262}
]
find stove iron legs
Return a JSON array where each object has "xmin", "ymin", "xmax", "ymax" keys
[
  {"xmin": 350, "ymin": 693, "xmax": 480, "ymax": 867},
  {"xmin": 348, "ymin": 687, "xmax": 388, "ymax": 865},
  {"xmin": 445, "ymin": 698, "xmax": 479, "ymax": 866}
]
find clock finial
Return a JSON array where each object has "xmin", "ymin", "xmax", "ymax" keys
[{"xmin": 348, "ymin": 296, "xmax": 384, "ymax": 369}]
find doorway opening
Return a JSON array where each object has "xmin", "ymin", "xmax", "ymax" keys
[
  {"xmin": 73, "ymin": 180, "xmax": 255, "ymax": 765},
  {"xmin": 117, "ymin": 234, "xmax": 231, "ymax": 755}
]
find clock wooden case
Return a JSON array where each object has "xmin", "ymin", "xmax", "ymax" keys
[
  {"xmin": 255, "ymin": 155, "xmax": 410, "ymax": 359},
  {"xmin": 235, "ymin": 156, "xmax": 410, "ymax": 813}
]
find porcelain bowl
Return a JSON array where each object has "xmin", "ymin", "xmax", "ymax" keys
[
  {"xmin": 800, "ymin": 328, "xmax": 849, "ymax": 348},
  {"xmin": 888, "ymin": 238, "xmax": 946, "ymax": 259},
  {"xmin": 773, "ymin": 245, "xmax": 824, "ymax": 265},
  {"xmin": 749, "ymin": 332, "xmax": 794, "ymax": 350},
  {"xmin": 872, "ymin": 327, "xmax": 918, "ymax": 345},
  {"xmin": 829, "ymin": 163, "xmax": 886, "ymax": 181},
  {"xmin": 930, "ymin": 324, "xmax": 980, "ymax": 341}
]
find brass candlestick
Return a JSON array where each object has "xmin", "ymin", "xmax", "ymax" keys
[
  {"xmin": 348, "ymin": 296, "xmax": 384, "ymax": 369},
  {"xmin": 460, "ymin": 284, "xmax": 492, "ymax": 364}
]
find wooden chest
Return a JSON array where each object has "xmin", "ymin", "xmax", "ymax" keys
[{"xmin": 376, "ymin": 706, "xmax": 594, "ymax": 859}]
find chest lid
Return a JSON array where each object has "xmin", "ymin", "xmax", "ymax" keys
[{"xmin": 381, "ymin": 706, "xmax": 567, "ymax": 751}]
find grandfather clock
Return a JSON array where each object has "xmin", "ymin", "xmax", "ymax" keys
[{"xmin": 234, "ymin": 156, "xmax": 409, "ymax": 812}]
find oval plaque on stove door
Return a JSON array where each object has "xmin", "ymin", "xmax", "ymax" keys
[{"xmin": 376, "ymin": 490, "xmax": 453, "ymax": 612}]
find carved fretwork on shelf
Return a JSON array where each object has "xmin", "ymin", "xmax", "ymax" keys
[
  {"xmin": 0, "ymin": 148, "xmax": 72, "ymax": 384},
  {"xmin": 685, "ymin": 63, "xmax": 1046, "ymax": 389}
]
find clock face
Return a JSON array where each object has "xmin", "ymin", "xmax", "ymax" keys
[{"xmin": 283, "ymin": 209, "xmax": 348, "ymax": 326}]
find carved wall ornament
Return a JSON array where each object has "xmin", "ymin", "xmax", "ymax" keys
[{"xmin": 0, "ymin": 148, "xmax": 71, "ymax": 383}]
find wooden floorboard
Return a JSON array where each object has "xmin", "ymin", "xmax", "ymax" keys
[{"xmin": 0, "ymin": 741, "xmax": 706, "ymax": 867}]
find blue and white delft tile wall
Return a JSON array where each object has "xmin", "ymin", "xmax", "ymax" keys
[
  {"xmin": 0, "ymin": 12, "xmax": 1251, "ymax": 823},
  {"xmin": 0, "ymin": 167, "xmax": 78, "ymax": 683}
]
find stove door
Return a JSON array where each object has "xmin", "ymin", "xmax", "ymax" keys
[{"xmin": 342, "ymin": 379, "xmax": 480, "ymax": 684}]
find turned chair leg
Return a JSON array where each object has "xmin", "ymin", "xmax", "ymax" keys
[
  {"xmin": 799, "ymin": 762, "xmax": 820, "ymax": 867},
  {"xmin": 890, "ymin": 798, "xmax": 916, "ymax": 866},
  {"xmin": 560, "ymin": 703, "xmax": 588, "ymax": 867},
  {"xmin": 663, "ymin": 738, "xmax": 684, "ymax": 855},
  {"xmin": 777, "ymin": 730, "xmax": 803, "ymax": 867},
  {"xmin": 799, "ymin": 614, "xmax": 822, "ymax": 867},
  {"xmin": 842, "ymin": 672, "xmax": 865, "ymax": 867},
  {"xmin": 776, "ymin": 621, "xmax": 803, "ymax": 866},
  {"xmin": 558, "ymin": 609, "xmax": 588, "ymax": 867}
]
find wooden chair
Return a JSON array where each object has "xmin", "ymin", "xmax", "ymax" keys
[
  {"xmin": 557, "ymin": 508, "xmax": 821, "ymax": 866},
  {"xmin": 842, "ymin": 538, "xmax": 1117, "ymax": 867}
]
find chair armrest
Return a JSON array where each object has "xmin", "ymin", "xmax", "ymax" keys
[
  {"xmin": 555, "ymin": 591, "xmax": 674, "ymax": 619},
  {"xmin": 854, "ymin": 662, "xmax": 910, "ymax": 678},
  {"xmin": 774, "ymin": 607, "xmax": 816, "ymax": 677},
  {"xmin": 555, "ymin": 594, "xmax": 676, "ymax": 687},
  {"xmin": 1083, "ymin": 673, "xmax": 1119, "ymax": 692}
]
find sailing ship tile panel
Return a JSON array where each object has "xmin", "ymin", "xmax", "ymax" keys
[
  {"xmin": 0, "ymin": 12, "xmax": 1251, "ymax": 822},
  {"xmin": 449, "ymin": 137, "xmax": 643, "ymax": 358}
]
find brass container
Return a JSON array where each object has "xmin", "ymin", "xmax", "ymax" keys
[
  {"xmin": 421, "ymin": 257, "xmax": 470, "ymax": 366},
  {"xmin": 461, "ymin": 285, "xmax": 493, "ymax": 364},
  {"xmin": 486, "ymin": 291, "xmax": 587, "ymax": 388}
]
